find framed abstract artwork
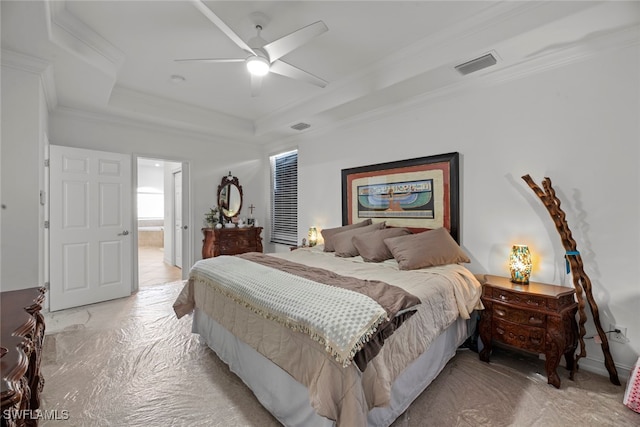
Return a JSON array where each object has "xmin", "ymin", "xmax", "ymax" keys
[{"xmin": 341, "ymin": 152, "xmax": 460, "ymax": 242}]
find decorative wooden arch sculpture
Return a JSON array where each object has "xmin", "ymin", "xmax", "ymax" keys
[{"xmin": 522, "ymin": 174, "xmax": 620, "ymax": 386}]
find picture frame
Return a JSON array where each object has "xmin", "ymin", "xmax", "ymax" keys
[{"xmin": 341, "ymin": 152, "xmax": 460, "ymax": 242}]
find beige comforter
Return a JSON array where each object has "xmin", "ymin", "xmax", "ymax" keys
[{"xmin": 174, "ymin": 247, "xmax": 482, "ymax": 426}]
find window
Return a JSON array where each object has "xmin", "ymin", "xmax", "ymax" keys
[
  {"xmin": 270, "ymin": 150, "xmax": 298, "ymax": 245},
  {"xmin": 137, "ymin": 187, "xmax": 164, "ymax": 219}
]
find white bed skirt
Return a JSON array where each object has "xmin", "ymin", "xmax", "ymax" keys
[{"xmin": 193, "ymin": 308, "xmax": 473, "ymax": 427}]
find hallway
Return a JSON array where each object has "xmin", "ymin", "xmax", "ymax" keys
[{"xmin": 138, "ymin": 246, "xmax": 182, "ymax": 287}]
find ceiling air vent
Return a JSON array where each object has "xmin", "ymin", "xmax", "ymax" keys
[
  {"xmin": 454, "ymin": 53, "xmax": 497, "ymax": 76},
  {"xmin": 291, "ymin": 122, "xmax": 311, "ymax": 131}
]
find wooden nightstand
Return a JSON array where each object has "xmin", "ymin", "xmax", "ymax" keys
[{"xmin": 478, "ymin": 275, "xmax": 578, "ymax": 388}]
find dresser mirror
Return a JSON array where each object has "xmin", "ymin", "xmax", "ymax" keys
[{"xmin": 218, "ymin": 172, "xmax": 243, "ymax": 220}]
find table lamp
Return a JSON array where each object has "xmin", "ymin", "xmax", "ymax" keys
[
  {"xmin": 509, "ymin": 244, "xmax": 532, "ymax": 284},
  {"xmin": 308, "ymin": 227, "xmax": 318, "ymax": 247}
]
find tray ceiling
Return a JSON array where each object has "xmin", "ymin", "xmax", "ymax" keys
[{"xmin": 2, "ymin": 1, "xmax": 638, "ymax": 144}]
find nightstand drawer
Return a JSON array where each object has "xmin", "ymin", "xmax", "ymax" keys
[
  {"xmin": 492, "ymin": 287, "xmax": 547, "ymax": 309},
  {"xmin": 492, "ymin": 318, "xmax": 545, "ymax": 352},
  {"xmin": 493, "ymin": 303, "xmax": 546, "ymax": 327}
]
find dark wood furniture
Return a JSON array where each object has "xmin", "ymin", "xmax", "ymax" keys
[
  {"xmin": 523, "ymin": 174, "xmax": 620, "ymax": 385},
  {"xmin": 1, "ymin": 287, "xmax": 46, "ymax": 427},
  {"xmin": 202, "ymin": 227, "xmax": 263, "ymax": 259},
  {"xmin": 479, "ymin": 275, "xmax": 578, "ymax": 388}
]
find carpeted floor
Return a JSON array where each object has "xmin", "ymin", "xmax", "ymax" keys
[{"xmin": 40, "ymin": 281, "xmax": 638, "ymax": 426}]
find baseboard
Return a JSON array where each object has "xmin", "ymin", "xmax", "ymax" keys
[
  {"xmin": 577, "ymin": 356, "xmax": 631, "ymax": 383},
  {"xmin": 537, "ymin": 352, "xmax": 631, "ymax": 382}
]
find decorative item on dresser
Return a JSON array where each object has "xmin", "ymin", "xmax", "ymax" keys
[
  {"xmin": 217, "ymin": 172, "xmax": 242, "ymax": 221},
  {"xmin": 1, "ymin": 287, "xmax": 46, "ymax": 427},
  {"xmin": 478, "ymin": 275, "xmax": 578, "ymax": 388},
  {"xmin": 201, "ymin": 226, "xmax": 263, "ymax": 258}
]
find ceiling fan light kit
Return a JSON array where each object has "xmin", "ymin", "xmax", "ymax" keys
[
  {"xmin": 246, "ymin": 56, "xmax": 270, "ymax": 76},
  {"xmin": 178, "ymin": 0, "xmax": 329, "ymax": 96}
]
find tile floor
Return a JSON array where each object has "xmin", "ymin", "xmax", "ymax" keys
[{"xmin": 138, "ymin": 245, "xmax": 183, "ymax": 287}]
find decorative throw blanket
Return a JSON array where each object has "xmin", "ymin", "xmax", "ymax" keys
[
  {"xmin": 238, "ymin": 252, "xmax": 421, "ymax": 370},
  {"xmin": 184, "ymin": 253, "xmax": 421, "ymax": 368}
]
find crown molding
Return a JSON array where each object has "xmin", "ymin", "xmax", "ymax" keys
[
  {"xmin": 477, "ymin": 23, "xmax": 640, "ymax": 89},
  {"xmin": 29, "ymin": 0, "xmax": 636, "ymax": 148},
  {"xmin": 1, "ymin": 49, "xmax": 58, "ymax": 111},
  {"xmin": 48, "ymin": 18, "xmax": 639, "ymax": 151},
  {"xmin": 1, "ymin": 49, "xmax": 49, "ymax": 74},
  {"xmin": 45, "ymin": 0, "xmax": 125, "ymax": 79},
  {"xmin": 51, "ymin": 105, "xmax": 257, "ymax": 149},
  {"xmin": 107, "ymin": 85, "xmax": 255, "ymax": 140},
  {"xmin": 254, "ymin": 1, "xmax": 598, "ymax": 138},
  {"xmin": 271, "ymin": 22, "xmax": 639, "ymax": 151}
]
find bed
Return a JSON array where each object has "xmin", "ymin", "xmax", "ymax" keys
[
  {"xmin": 173, "ymin": 153, "xmax": 482, "ymax": 426},
  {"xmin": 174, "ymin": 229, "xmax": 482, "ymax": 425}
]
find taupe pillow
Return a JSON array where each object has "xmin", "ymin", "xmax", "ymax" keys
[
  {"xmin": 384, "ymin": 227, "xmax": 470, "ymax": 270},
  {"xmin": 352, "ymin": 227, "xmax": 412, "ymax": 262},
  {"xmin": 321, "ymin": 219, "xmax": 372, "ymax": 252},
  {"xmin": 333, "ymin": 222, "xmax": 386, "ymax": 257}
]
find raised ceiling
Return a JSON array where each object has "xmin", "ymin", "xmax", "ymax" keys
[{"xmin": 2, "ymin": 1, "xmax": 638, "ymax": 145}]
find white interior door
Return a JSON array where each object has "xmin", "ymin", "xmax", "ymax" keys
[
  {"xmin": 173, "ymin": 169, "xmax": 182, "ymax": 267},
  {"xmin": 49, "ymin": 145, "xmax": 132, "ymax": 311}
]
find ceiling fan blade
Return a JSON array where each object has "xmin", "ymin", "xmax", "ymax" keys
[
  {"xmin": 250, "ymin": 73, "xmax": 263, "ymax": 97},
  {"xmin": 190, "ymin": 0, "xmax": 256, "ymax": 56},
  {"xmin": 270, "ymin": 60, "xmax": 327, "ymax": 88},
  {"xmin": 262, "ymin": 21, "xmax": 328, "ymax": 62},
  {"xmin": 175, "ymin": 58, "xmax": 245, "ymax": 63}
]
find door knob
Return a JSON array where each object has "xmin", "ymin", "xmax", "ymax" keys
[
  {"xmin": 118, "ymin": 230, "xmax": 129, "ymax": 236},
  {"xmin": 182, "ymin": 225, "xmax": 188, "ymax": 230}
]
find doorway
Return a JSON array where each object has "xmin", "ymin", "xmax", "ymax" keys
[{"xmin": 136, "ymin": 157, "xmax": 183, "ymax": 286}]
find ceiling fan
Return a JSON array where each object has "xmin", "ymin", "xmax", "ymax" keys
[{"xmin": 177, "ymin": 0, "xmax": 329, "ymax": 97}]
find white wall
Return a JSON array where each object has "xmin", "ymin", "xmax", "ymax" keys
[
  {"xmin": 0, "ymin": 66, "xmax": 48, "ymax": 291},
  {"xmin": 286, "ymin": 44, "xmax": 639, "ymax": 375}
]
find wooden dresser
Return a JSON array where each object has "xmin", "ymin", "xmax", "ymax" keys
[
  {"xmin": 1, "ymin": 287, "xmax": 46, "ymax": 426},
  {"xmin": 202, "ymin": 227, "xmax": 263, "ymax": 259},
  {"xmin": 478, "ymin": 275, "xmax": 578, "ymax": 388}
]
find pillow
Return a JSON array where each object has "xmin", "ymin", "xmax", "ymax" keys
[
  {"xmin": 333, "ymin": 222, "xmax": 386, "ymax": 257},
  {"xmin": 352, "ymin": 227, "xmax": 412, "ymax": 262},
  {"xmin": 321, "ymin": 219, "xmax": 372, "ymax": 252},
  {"xmin": 384, "ymin": 227, "xmax": 470, "ymax": 270}
]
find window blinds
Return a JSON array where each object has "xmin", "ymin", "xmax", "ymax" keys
[{"xmin": 271, "ymin": 150, "xmax": 298, "ymax": 245}]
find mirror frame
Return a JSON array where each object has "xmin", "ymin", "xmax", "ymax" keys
[{"xmin": 217, "ymin": 173, "xmax": 243, "ymax": 220}]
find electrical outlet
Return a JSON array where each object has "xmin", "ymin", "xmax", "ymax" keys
[{"xmin": 609, "ymin": 324, "xmax": 628, "ymax": 343}]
